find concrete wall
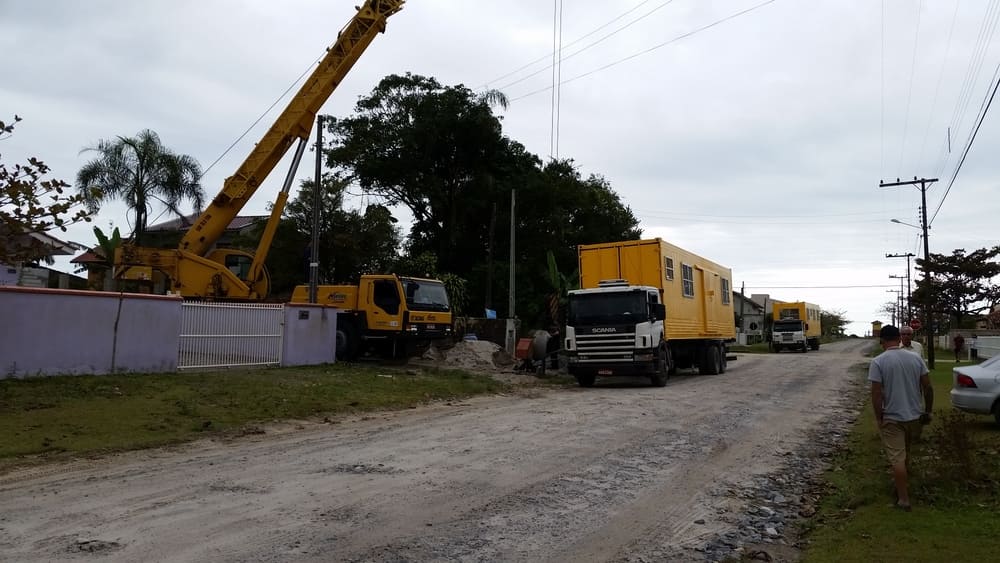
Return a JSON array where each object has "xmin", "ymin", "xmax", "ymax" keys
[
  {"xmin": 282, "ymin": 304, "xmax": 338, "ymax": 366},
  {"xmin": 0, "ymin": 287, "xmax": 182, "ymax": 378}
]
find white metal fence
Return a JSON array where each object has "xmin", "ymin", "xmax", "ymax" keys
[
  {"xmin": 934, "ymin": 335, "xmax": 999, "ymax": 360},
  {"xmin": 178, "ymin": 302, "xmax": 284, "ymax": 369}
]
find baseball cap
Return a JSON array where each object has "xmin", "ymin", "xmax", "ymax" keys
[{"xmin": 880, "ymin": 325, "xmax": 900, "ymax": 341}]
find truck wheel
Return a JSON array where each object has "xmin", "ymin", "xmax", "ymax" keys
[
  {"xmin": 336, "ymin": 316, "xmax": 360, "ymax": 361},
  {"xmin": 651, "ymin": 344, "xmax": 670, "ymax": 387},
  {"xmin": 700, "ymin": 345, "xmax": 721, "ymax": 375},
  {"xmin": 576, "ymin": 374, "xmax": 596, "ymax": 388},
  {"xmin": 811, "ymin": 340, "xmax": 820, "ymax": 351},
  {"xmin": 719, "ymin": 345, "xmax": 728, "ymax": 374},
  {"xmin": 772, "ymin": 343, "xmax": 781, "ymax": 353},
  {"xmin": 801, "ymin": 343, "xmax": 808, "ymax": 353}
]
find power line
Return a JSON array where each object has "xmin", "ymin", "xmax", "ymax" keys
[
  {"xmin": 509, "ymin": 0, "xmax": 777, "ymax": 102},
  {"xmin": 497, "ymin": 0, "xmax": 679, "ymax": 93},
  {"xmin": 479, "ymin": 0, "xmax": 655, "ymax": 89},
  {"xmin": 894, "ymin": 0, "xmax": 924, "ymax": 176},
  {"xmin": 915, "ymin": 1, "xmax": 960, "ymax": 172},
  {"xmin": 743, "ymin": 285, "xmax": 897, "ymax": 289},
  {"xmin": 930, "ymin": 61, "xmax": 1000, "ymax": 225}
]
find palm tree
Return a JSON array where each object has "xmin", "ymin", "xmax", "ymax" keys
[{"xmin": 76, "ymin": 130, "xmax": 204, "ymax": 244}]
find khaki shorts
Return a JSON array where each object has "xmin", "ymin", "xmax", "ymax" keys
[{"xmin": 880, "ymin": 419, "xmax": 922, "ymax": 466}]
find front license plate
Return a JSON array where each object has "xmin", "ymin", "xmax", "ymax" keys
[
  {"xmin": 598, "ymin": 369, "xmax": 613, "ymax": 375},
  {"xmin": 426, "ymin": 324, "xmax": 436, "ymax": 330}
]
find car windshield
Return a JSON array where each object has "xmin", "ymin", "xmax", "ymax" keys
[
  {"xmin": 775, "ymin": 320, "xmax": 803, "ymax": 332},
  {"xmin": 402, "ymin": 278, "xmax": 450, "ymax": 312},
  {"xmin": 568, "ymin": 290, "xmax": 648, "ymax": 325}
]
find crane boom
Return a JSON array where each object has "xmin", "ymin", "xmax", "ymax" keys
[
  {"xmin": 181, "ymin": 0, "xmax": 404, "ymax": 257},
  {"xmin": 115, "ymin": 0, "xmax": 403, "ymax": 299}
]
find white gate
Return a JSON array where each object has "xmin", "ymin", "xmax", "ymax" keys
[{"xmin": 178, "ymin": 302, "xmax": 284, "ymax": 369}]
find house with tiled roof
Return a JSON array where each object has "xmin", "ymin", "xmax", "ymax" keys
[
  {"xmin": 71, "ymin": 214, "xmax": 267, "ymax": 291},
  {"xmin": 0, "ymin": 228, "xmax": 87, "ymax": 288}
]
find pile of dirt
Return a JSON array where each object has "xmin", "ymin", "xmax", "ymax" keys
[
  {"xmin": 416, "ymin": 339, "xmax": 545, "ymax": 385},
  {"xmin": 435, "ymin": 340, "xmax": 513, "ymax": 371}
]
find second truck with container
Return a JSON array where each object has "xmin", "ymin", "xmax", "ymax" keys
[
  {"xmin": 771, "ymin": 301, "xmax": 821, "ymax": 352},
  {"xmin": 563, "ymin": 238, "xmax": 736, "ymax": 387}
]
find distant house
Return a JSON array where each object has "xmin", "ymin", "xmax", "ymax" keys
[
  {"xmin": 71, "ymin": 214, "xmax": 267, "ymax": 292},
  {"xmin": 735, "ymin": 292, "xmax": 767, "ymax": 345},
  {"xmin": 143, "ymin": 213, "xmax": 268, "ymax": 248},
  {"xmin": 0, "ymin": 229, "xmax": 87, "ymax": 289}
]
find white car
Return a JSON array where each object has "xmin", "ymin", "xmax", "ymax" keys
[{"xmin": 951, "ymin": 354, "xmax": 1000, "ymax": 425}]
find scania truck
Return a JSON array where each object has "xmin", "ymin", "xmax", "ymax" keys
[
  {"xmin": 563, "ymin": 238, "xmax": 736, "ymax": 387},
  {"xmin": 771, "ymin": 301, "xmax": 821, "ymax": 352}
]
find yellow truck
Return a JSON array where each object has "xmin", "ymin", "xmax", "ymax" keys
[
  {"xmin": 771, "ymin": 301, "xmax": 822, "ymax": 352},
  {"xmin": 563, "ymin": 238, "xmax": 736, "ymax": 387}
]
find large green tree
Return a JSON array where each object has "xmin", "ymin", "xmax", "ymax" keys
[
  {"xmin": 235, "ymin": 175, "xmax": 401, "ymax": 298},
  {"xmin": 912, "ymin": 246, "xmax": 1000, "ymax": 330},
  {"xmin": 324, "ymin": 73, "xmax": 641, "ymax": 326},
  {"xmin": 76, "ymin": 130, "xmax": 204, "ymax": 244},
  {"xmin": 2, "ymin": 115, "xmax": 91, "ymax": 264}
]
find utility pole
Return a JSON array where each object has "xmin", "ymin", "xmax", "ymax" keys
[
  {"xmin": 880, "ymin": 176, "xmax": 938, "ymax": 368},
  {"xmin": 308, "ymin": 114, "xmax": 325, "ymax": 303},
  {"xmin": 890, "ymin": 275, "xmax": 906, "ymax": 322},
  {"xmin": 509, "ymin": 189, "xmax": 516, "ymax": 319},
  {"xmin": 886, "ymin": 252, "xmax": 915, "ymax": 320}
]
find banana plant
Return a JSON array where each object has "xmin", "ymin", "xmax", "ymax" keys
[
  {"xmin": 92, "ymin": 225, "xmax": 121, "ymax": 290},
  {"xmin": 545, "ymin": 250, "xmax": 578, "ymax": 327}
]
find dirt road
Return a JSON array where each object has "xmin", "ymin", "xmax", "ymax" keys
[{"xmin": 0, "ymin": 339, "xmax": 872, "ymax": 562}]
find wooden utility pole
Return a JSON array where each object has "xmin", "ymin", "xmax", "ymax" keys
[
  {"xmin": 886, "ymin": 252, "xmax": 915, "ymax": 320},
  {"xmin": 880, "ymin": 177, "xmax": 938, "ymax": 368}
]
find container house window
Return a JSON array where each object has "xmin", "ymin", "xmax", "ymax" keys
[
  {"xmin": 722, "ymin": 278, "xmax": 731, "ymax": 304},
  {"xmin": 681, "ymin": 264, "xmax": 694, "ymax": 297},
  {"xmin": 664, "ymin": 257, "xmax": 674, "ymax": 281}
]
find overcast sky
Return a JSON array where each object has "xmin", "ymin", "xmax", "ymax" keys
[{"xmin": 4, "ymin": 0, "xmax": 999, "ymax": 336}]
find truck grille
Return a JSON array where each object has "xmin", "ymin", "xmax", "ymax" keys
[
  {"xmin": 781, "ymin": 333, "xmax": 793, "ymax": 342},
  {"xmin": 574, "ymin": 331, "xmax": 636, "ymax": 362}
]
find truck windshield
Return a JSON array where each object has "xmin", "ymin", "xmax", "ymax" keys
[
  {"xmin": 775, "ymin": 320, "xmax": 804, "ymax": 332},
  {"xmin": 402, "ymin": 278, "xmax": 450, "ymax": 312},
  {"xmin": 568, "ymin": 291, "xmax": 648, "ymax": 325}
]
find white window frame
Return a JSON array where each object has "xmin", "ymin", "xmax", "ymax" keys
[
  {"xmin": 681, "ymin": 264, "xmax": 694, "ymax": 298},
  {"xmin": 664, "ymin": 257, "xmax": 674, "ymax": 281},
  {"xmin": 722, "ymin": 278, "xmax": 731, "ymax": 305}
]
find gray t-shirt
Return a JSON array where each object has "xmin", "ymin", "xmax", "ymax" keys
[{"xmin": 868, "ymin": 348, "xmax": 928, "ymax": 422}]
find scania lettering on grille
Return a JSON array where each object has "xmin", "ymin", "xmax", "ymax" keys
[{"xmin": 591, "ymin": 327, "xmax": 618, "ymax": 333}]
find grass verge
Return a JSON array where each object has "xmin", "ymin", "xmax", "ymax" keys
[
  {"xmin": 801, "ymin": 362, "xmax": 1000, "ymax": 562},
  {"xmin": 0, "ymin": 364, "xmax": 509, "ymax": 469}
]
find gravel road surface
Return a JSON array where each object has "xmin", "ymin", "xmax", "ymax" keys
[{"xmin": 0, "ymin": 339, "xmax": 872, "ymax": 562}]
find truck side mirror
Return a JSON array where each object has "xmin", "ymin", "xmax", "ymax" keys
[{"xmin": 652, "ymin": 303, "xmax": 666, "ymax": 321}]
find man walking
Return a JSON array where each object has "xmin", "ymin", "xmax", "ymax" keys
[
  {"xmin": 868, "ymin": 325, "xmax": 933, "ymax": 511},
  {"xmin": 900, "ymin": 326, "xmax": 924, "ymax": 358}
]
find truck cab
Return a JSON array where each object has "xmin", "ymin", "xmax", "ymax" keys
[
  {"xmin": 292, "ymin": 274, "xmax": 452, "ymax": 360},
  {"xmin": 563, "ymin": 281, "xmax": 668, "ymax": 387}
]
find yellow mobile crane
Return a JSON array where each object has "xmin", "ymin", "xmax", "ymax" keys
[{"xmin": 116, "ymin": 0, "xmax": 452, "ymax": 359}]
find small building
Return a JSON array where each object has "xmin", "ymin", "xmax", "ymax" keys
[
  {"xmin": 0, "ymin": 230, "xmax": 87, "ymax": 289},
  {"xmin": 734, "ymin": 292, "xmax": 766, "ymax": 345}
]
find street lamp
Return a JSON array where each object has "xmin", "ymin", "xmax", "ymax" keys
[{"xmin": 890, "ymin": 218, "xmax": 928, "ymax": 230}]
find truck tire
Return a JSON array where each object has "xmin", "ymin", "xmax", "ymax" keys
[
  {"xmin": 336, "ymin": 316, "xmax": 360, "ymax": 361},
  {"xmin": 700, "ymin": 345, "xmax": 721, "ymax": 375},
  {"xmin": 651, "ymin": 344, "xmax": 670, "ymax": 387},
  {"xmin": 811, "ymin": 340, "xmax": 820, "ymax": 351},
  {"xmin": 719, "ymin": 345, "xmax": 728, "ymax": 374},
  {"xmin": 576, "ymin": 374, "xmax": 596, "ymax": 388},
  {"xmin": 772, "ymin": 343, "xmax": 781, "ymax": 353}
]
